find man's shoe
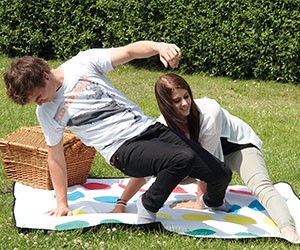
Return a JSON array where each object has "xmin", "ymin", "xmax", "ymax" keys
[
  {"xmin": 200, "ymin": 194, "xmax": 232, "ymax": 212},
  {"xmin": 136, "ymin": 195, "xmax": 156, "ymax": 224}
]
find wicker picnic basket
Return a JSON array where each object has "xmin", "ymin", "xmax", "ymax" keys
[{"xmin": 0, "ymin": 126, "xmax": 96, "ymax": 190}]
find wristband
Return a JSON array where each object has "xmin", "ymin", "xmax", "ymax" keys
[{"xmin": 116, "ymin": 198, "xmax": 127, "ymax": 207}]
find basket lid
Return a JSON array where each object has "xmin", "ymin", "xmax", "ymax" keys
[{"xmin": 0, "ymin": 126, "xmax": 78, "ymax": 149}]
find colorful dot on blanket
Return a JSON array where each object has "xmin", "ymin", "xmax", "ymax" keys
[
  {"xmin": 223, "ymin": 215, "xmax": 256, "ymax": 225},
  {"xmin": 157, "ymin": 213, "xmax": 173, "ymax": 219},
  {"xmin": 228, "ymin": 189, "xmax": 253, "ymax": 196},
  {"xmin": 248, "ymin": 200, "xmax": 265, "ymax": 211},
  {"xmin": 100, "ymin": 219, "xmax": 123, "ymax": 224},
  {"xmin": 263, "ymin": 217, "xmax": 277, "ymax": 228},
  {"xmin": 171, "ymin": 200, "xmax": 186, "ymax": 205},
  {"xmin": 231, "ymin": 204, "xmax": 242, "ymax": 213},
  {"xmin": 65, "ymin": 191, "xmax": 85, "ymax": 201},
  {"xmin": 119, "ymin": 184, "xmax": 147, "ymax": 193},
  {"xmin": 72, "ymin": 209, "xmax": 87, "ymax": 215},
  {"xmin": 185, "ymin": 228, "xmax": 216, "ymax": 236},
  {"xmin": 181, "ymin": 213, "xmax": 214, "ymax": 221},
  {"xmin": 80, "ymin": 182, "xmax": 111, "ymax": 190},
  {"xmin": 234, "ymin": 232, "xmax": 259, "ymax": 237},
  {"xmin": 172, "ymin": 186, "xmax": 188, "ymax": 193},
  {"xmin": 55, "ymin": 220, "xmax": 90, "ymax": 230},
  {"xmin": 93, "ymin": 196, "xmax": 119, "ymax": 203}
]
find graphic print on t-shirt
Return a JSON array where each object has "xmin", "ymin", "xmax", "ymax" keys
[{"xmin": 54, "ymin": 76, "xmax": 141, "ymax": 127}]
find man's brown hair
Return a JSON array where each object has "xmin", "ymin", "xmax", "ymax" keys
[{"xmin": 3, "ymin": 56, "xmax": 50, "ymax": 105}]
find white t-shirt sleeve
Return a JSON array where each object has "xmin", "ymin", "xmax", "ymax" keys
[
  {"xmin": 76, "ymin": 48, "xmax": 114, "ymax": 74},
  {"xmin": 36, "ymin": 106, "xmax": 65, "ymax": 146}
]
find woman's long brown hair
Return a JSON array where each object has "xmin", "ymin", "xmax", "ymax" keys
[{"xmin": 155, "ymin": 73, "xmax": 200, "ymax": 144}]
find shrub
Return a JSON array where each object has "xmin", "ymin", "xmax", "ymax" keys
[{"xmin": 0, "ymin": 0, "xmax": 299, "ymax": 83}]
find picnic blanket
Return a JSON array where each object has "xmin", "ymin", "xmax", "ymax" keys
[{"xmin": 13, "ymin": 178, "xmax": 300, "ymax": 241}]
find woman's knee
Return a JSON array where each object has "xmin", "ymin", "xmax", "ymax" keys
[{"xmin": 247, "ymin": 174, "xmax": 273, "ymax": 198}]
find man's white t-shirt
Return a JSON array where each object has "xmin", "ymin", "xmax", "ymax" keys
[{"xmin": 37, "ymin": 48, "xmax": 156, "ymax": 163}]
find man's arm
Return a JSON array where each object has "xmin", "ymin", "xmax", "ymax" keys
[
  {"xmin": 111, "ymin": 41, "xmax": 181, "ymax": 68},
  {"xmin": 46, "ymin": 138, "xmax": 72, "ymax": 216},
  {"xmin": 110, "ymin": 177, "xmax": 146, "ymax": 213}
]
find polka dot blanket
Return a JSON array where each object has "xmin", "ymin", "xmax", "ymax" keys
[{"xmin": 12, "ymin": 178, "xmax": 300, "ymax": 241}]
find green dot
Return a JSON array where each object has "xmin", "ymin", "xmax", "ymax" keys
[
  {"xmin": 55, "ymin": 220, "xmax": 90, "ymax": 230},
  {"xmin": 100, "ymin": 219, "xmax": 122, "ymax": 224},
  {"xmin": 185, "ymin": 228, "xmax": 216, "ymax": 236},
  {"xmin": 235, "ymin": 232, "xmax": 259, "ymax": 237}
]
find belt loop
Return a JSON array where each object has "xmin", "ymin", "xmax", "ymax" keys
[{"xmin": 110, "ymin": 154, "xmax": 116, "ymax": 166}]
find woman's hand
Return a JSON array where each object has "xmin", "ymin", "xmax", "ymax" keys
[{"xmin": 170, "ymin": 199, "xmax": 206, "ymax": 210}]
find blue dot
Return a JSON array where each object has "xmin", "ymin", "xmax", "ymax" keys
[
  {"xmin": 55, "ymin": 191, "xmax": 85, "ymax": 201},
  {"xmin": 172, "ymin": 200, "xmax": 184, "ymax": 204},
  {"xmin": 93, "ymin": 196, "xmax": 119, "ymax": 203},
  {"xmin": 231, "ymin": 204, "xmax": 241, "ymax": 213},
  {"xmin": 67, "ymin": 191, "xmax": 85, "ymax": 201},
  {"xmin": 248, "ymin": 200, "xmax": 265, "ymax": 211}
]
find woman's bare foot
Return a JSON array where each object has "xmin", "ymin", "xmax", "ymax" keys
[
  {"xmin": 170, "ymin": 200, "xmax": 205, "ymax": 209},
  {"xmin": 281, "ymin": 225, "xmax": 300, "ymax": 243}
]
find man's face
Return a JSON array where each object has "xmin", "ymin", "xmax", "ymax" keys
[{"xmin": 28, "ymin": 73, "xmax": 56, "ymax": 105}]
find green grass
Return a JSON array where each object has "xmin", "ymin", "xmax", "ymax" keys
[{"xmin": 0, "ymin": 56, "xmax": 300, "ymax": 249}]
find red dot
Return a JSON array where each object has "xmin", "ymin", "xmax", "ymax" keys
[
  {"xmin": 80, "ymin": 182, "xmax": 111, "ymax": 190},
  {"xmin": 172, "ymin": 185, "xmax": 188, "ymax": 193},
  {"xmin": 119, "ymin": 184, "xmax": 147, "ymax": 192}
]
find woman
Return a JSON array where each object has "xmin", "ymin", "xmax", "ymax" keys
[{"xmin": 111, "ymin": 73, "xmax": 299, "ymax": 243}]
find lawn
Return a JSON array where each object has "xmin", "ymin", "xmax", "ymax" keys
[{"xmin": 0, "ymin": 55, "xmax": 299, "ymax": 249}]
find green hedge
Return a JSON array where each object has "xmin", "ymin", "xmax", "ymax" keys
[{"xmin": 1, "ymin": 0, "xmax": 299, "ymax": 83}]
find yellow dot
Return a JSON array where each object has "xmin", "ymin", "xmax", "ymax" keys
[
  {"xmin": 72, "ymin": 209, "xmax": 87, "ymax": 215},
  {"xmin": 263, "ymin": 217, "xmax": 277, "ymax": 228},
  {"xmin": 157, "ymin": 213, "xmax": 173, "ymax": 219},
  {"xmin": 182, "ymin": 213, "xmax": 214, "ymax": 221},
  {"xmin": 224, "ymin": 215, "xmax": 256, "ymax": 225}
]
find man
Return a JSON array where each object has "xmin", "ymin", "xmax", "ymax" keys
[{"xmin": 4, "ymin": 41, "xmax": 232, "ymax": 223}]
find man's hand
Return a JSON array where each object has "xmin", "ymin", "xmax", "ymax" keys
[
  {"xmin": 158, "ymin": 43, "xmax": 182, "ymax": 68},
  {"xmin": 112, "ymin": 41, "xmax": 182, "ymax": 68},
  {"xmin": 46, "ymin": 205, "xmax": 72, "ymax": 216},
  {"xmin": 109, "ymin": 205, "xmax": 126, "ymax": 213}
]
